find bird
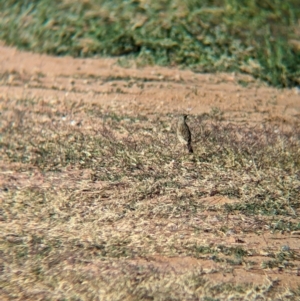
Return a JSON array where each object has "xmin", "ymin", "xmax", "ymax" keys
[{"xmin": 177, "ymin": 114, "xmax": 193, "ymax": 153}]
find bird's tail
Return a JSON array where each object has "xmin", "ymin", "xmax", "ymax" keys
[{"xmin": 187, "ymin": 143, "xmax": 193, "ymax": 153}]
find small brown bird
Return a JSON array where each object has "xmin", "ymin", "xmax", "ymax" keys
[{"xmin": 177, "ymin": 114, "xmax": 193, "ymax": 153}]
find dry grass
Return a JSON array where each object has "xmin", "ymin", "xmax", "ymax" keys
[{"xmin": 1, "ymin": 95, "xmax": 300, "ymax": 300}]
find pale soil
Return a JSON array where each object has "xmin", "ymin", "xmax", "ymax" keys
[
  {"xmin": 1, "ymin": 44, "xmax": 300, "ymax": 124},
  {"xmin": 1, "ymin": 45, "xmax": 300, "ymax": 291}
]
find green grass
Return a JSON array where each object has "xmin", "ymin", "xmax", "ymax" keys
[{"xmin": 0, "ymin": 0, "xmax": 299, "ymax": 87}]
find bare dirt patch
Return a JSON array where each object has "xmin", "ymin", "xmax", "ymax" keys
[
  {"xmin": 1, "ymin": 45, "xmax": 300, "ymax": 123},
  {"xmin": 1, "ymin": 45, "xmax": 300, "ymax": 300}
]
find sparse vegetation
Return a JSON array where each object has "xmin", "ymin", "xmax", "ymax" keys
[
  {"xmin": 1, "ymin": 3, "xmax": 300, "ymax": 297},
  {"xmin": 0, "ymin": 0, "xmax": 299, "ymax": 87},
  {"xmin": 1, "ymin": 94, "xmax": 300, "ymax": 300}
]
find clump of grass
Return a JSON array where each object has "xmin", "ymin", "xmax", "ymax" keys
[{"xmin": 0, "ymin": 0, "xmax": 299, "ymax": 87}]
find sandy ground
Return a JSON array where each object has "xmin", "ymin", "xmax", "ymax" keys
[
  {"xmin": 1, "ymin": 45, "xmax": 300, "ymax": 291},
  {"xmin": 1, "ymin": 44, "xmax": 300, "ymax": 124}
]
